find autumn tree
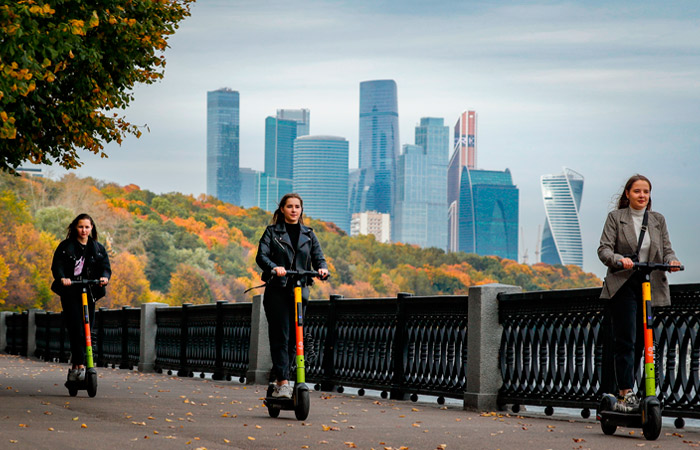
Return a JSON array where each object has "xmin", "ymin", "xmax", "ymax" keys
[
  {"xmin": 0, "ymin": 0, "xmax": 193, "ymax": 171},
  {"xmin": 102, "ymin": 251, "xmax": 152, "ymax": 308}
]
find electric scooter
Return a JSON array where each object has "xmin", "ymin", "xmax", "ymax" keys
[
  {"xmin": 263, "ymin": 270, "xmax": 328, "ymax": 421},
  {"xmin": 597, "ymin": 262, "xmax": 684, "ymax": 440},
  {"xmin": 64, "ymin": 279, "xmax": 101, "ymax": 398}
]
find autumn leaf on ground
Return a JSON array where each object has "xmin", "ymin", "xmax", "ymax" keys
[{"xmin": 344, "ymin": 442, "xmax": 357, "ymax": 448}]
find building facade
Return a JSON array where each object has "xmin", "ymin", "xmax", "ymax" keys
[
  {"xmin": 238, "ymin": 167, "xmax": 260, "ymax": 209},
  {"xmin": 540, "ymin": 167, "xmax": 584, "ymax": 267},
  {"xmin": 350, "ymin": 211, "xmax": 391, "ymax": 243},
  {"xmin": 352, "ymin": 80, "xmax": 399, "ymax": 216},
  {"xmin": 447, "ymin": 111, "xmax": 477, "ymax": 251},
  {"xmin": 393, "ymin": 118, "xmax": 449, "ymax": 249},
  {"xmin": 293, "ymin": 135, "xmax": 350, "ymax": 232},
  {"xmin": 206, "ymin": 88, "xmax": 240, "ymax": 204},
  {"xmin": 277, "ymin": 109, "xmax": 310, "ymax": 137}
]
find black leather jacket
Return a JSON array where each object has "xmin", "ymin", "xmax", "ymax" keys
[
  {"xmin": 256, "ymin": 223, "xmax": 327, "ymax": 288},
  {"xmin": 51, "ymin": 237, "xmax": 111, "ymax": 300}
]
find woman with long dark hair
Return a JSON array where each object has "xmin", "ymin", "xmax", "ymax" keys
[
  {"xmin": 51, "ymin": 214, "xmax": 111, "ymax": 382},
  {"xmin": 598, "ymin": 175, "xmax": 681, "ymax": 412},
  {"xmin": 255, "ymin": 193, "xmax": 328, "ymax": 398}
]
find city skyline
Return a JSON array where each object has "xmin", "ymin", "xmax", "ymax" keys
[{"xmin": 51, "ymin": 0, "xmax": 699, "ymax": 282}]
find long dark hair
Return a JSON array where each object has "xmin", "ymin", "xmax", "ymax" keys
[
  {"xmin": 617, "ymin": 174, "xmax": 652, "ymax": 210},
  {"xmin": 66, "ymin": 213, "xmax": 99, "ymax": 241},
  {"xmin": 271, "ymin": 193, "xmax": 304, "ymax": 225}
]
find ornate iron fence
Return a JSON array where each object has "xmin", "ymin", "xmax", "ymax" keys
[
  {"xmin": 96, "ymin": 306, "xmax": 141, "ymax": 369},
  {"xmin": 154, "ymin": 301, "xmax": 251, "ymax": 381},
  {"xmin": 4, "ymin": 311, "xmax": 28, "ymax": 356},
  {"xmin": 34, "ymin": 311, "xmax": 70, "ymax": 362},
  {"xmin": 306, "ymin": 293, "xmax": 469, "ymax": 402},
  {"xmin": 497, "ymin": 283, "xmax": 700, "ymax": 420}
]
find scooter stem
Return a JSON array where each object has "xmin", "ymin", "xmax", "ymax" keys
[
  {"xmin": 82, "ymin": 287, "xmax": 94, "ymax": 370},
  {"xmin": 642, "ymin": 276, "xmax": 655, "ymax": 397},
  {"xmin": 294, "ymin": 285, "xmax": 305, "ymax": 383}
]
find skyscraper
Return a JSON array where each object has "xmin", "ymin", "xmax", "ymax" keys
[
  {"xmin": 293, "ymin": 136, "xmax": 349, "ymax": 232},
  {"xmin": 238, "ymin": 167, "xmax": 260, "ymax": 209},
  {"xmin": 447, "ymin": 111, "xmax": 477, "ymax": 251},
  {"xmin": 351, "ymin": 80, "xmax": 399, "ymax": 216},
  {"xmin": 457, "ymin": 168, "xmax": 519, "ymax": 260},
  {"xmin": 540, "ymin": 167, "xmax": 584, "ymax": 267},
  {"xmin": 277, "ymin": 109, "xmax": 310, "ymax": 137},
  {"xmin": 393, "ymin": 118, "xmax": 449, "ymax": 249},
  {"xmin": 206, "ymin": 88, "xmax": 240, "ymax": 204}
]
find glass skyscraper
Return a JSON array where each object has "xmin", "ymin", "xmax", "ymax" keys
[
  {"xmin": 293, "ymin": 135, "xmax": 349, "ymax": 232},
  {"xmin": 458, "ymin": 168, "xmax": 519, "ymax": 260},
  {"xmin": 238, "ymin": 167, "xmax": 259, "ymax": 209},
  {"xmin": 351, "ymin": 80, "xmax": 399, "ymax": 216},
  {"xmin": 264, "ymin": 116, "xmax": 297, "ymax": 180},
  {"xmin": 206, "ymin": 88, "xmax": 240, "ymax": 204},
  {"xmin": 277, "ymin": 109, "xmax": 310, "ymax": 137},
  {"xmin": 540, "ymin": 167, "xmax": 584, "ymax": 267},
  {"xmin": 447, "ymin": 111, "xmax": 477, "ymax": 252},
  {"xmin": 393, "ymin": 118, "xmax": 449, "ymax": 249}
]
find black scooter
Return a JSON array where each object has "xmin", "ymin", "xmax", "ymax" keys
[
  {"xmin": 263, "ymin": 270, "xmax": 328, "ymax": 421},
  {"xmin": 597, "ymin": 262, "xmax": 684, "ymax": 440},
  {"xmin": 64, "ymin": 279, "xmax": 100, "ymax": 398}
]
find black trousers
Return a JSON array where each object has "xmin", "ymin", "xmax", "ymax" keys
[
  {"xmin": 61, "ymin": 293, "xmax": 95, "ymax": 366},
  {"xmin": 263, "ymin": 285, "xmax": 308, "ymax": 382},
  {"xmin": 610, "ymin": 273, "xmax": 645, "ymax": 391}
]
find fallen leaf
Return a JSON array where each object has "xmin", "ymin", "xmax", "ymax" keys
[
  {"xmin": 81, "ymin": 424, "xmax": 87, "ymax": 428},
  {"xmin": 344, "ymin": 442, "xmax": 357, "ymax": 448},
  {"xmin": 248, "ymin": 436, "xmax": 256, "ymax": 440}
]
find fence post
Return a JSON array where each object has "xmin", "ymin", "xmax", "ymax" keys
[
  {"xmin": 119, "ymin": 306, "xmax": 130, "ymax": 369},
  {"xmin": 0, "ymin": 311, "xmax": 10, "ymax": 353},
  {"xmin": 96, "ymin": 307, "xmax": 105, "ymax": 367},
  {"xmin": 138, "ymin": 302, "xmax": 167, "ymax": 373},
  {"xmin": 178, "ymin": 303, "xmax": 191, "ymax": 377},
  {"xmin": 390, "ymin": 292, "xmax": 412, "ymax": 400},
  {"xmin": 212, "ymin": 300, "xmax": 227, "ymax": 381},
  {"xmin": 27, "ymin": 309, "xmax": 38, "ymax": 358},
  {"xmin": 246, "ymin": 294, "xmax": 272, "ymax": 385},
  {"xmin": 321, "ymin": 294, "xmax": 342, "ymax": 392},
  {"xmin": 464, "ymin": 283, "xmax": 521, "ymax": 411}
]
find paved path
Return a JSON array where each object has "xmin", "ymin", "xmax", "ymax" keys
[{"xmin": 1, "ymin": 354, "xmax": 698, "ymax": 449}]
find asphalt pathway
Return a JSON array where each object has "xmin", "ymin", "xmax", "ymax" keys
[{"xmin": 1, "ymin": 353, "xmax": 698, "ymax": 449}]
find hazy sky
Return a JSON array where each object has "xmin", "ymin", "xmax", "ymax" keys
[{"xmin": 57, "ymin": 0, "xmax": 700, "ymax": 282}]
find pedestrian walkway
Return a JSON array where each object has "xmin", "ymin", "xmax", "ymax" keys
[{"xmin": 1, "ymin": 354, "xmax": 697, "ymax": 449}]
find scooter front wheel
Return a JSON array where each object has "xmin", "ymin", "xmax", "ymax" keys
[
  {"xmin": 86, "ymin": 371, "xmax": 98, "ymax": 398},
  {"xmin": 643, "ymin": 404, "xmax": 662, "ymax": 440},
  {"xmin": 294, "ymin": 389, "xmax": 310, "ymax": 421}
]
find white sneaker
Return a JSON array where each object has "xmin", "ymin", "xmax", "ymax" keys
[
  {"xmin": 67, "ymin": 369, "xmax": 78, "ymax": 382},
  {"xmin": 273, "ymin": 384, "xmax": 293, "ymax": 399},
  {"xmin": 76, "ymin": 368, "xmax": 86, "ymax": 381}
]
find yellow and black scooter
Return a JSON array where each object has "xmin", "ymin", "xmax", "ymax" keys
[
  {"xmin": 64, "ymin": 279, "xmax": 100, "ymax": 398},
  {"xmin": 597, "ymin": 262, "xmax": 684, "ymax": 440},
  {"xmin": 264, "ymin": 270, "xmax": 328, "ymax": 421}
]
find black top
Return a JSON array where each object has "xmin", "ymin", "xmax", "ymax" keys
[{"xmin": 285, "ymin": 222, "xmax": 301, "ymax": 252}]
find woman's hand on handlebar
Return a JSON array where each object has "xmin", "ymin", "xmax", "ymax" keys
[
  {"xmin": 100, "ymin": 277, "xmax": 109, "ymax": 286},
  {"xmin": 272, "ymin": 267, "xmax": 287, "ymax": 277},
  {"xmin": 669, "ymin": 260, "xmax": 682, "ymax": 272},
  {"xmin": 619, "ymin": 257, "xmax": 635, "ymax": 270},
  {"xmin": 61, "ymin": 278, "xmax": 72, "ymax": 286},
  {"xmin": 318, "ymin": 268, "xmax": 329, "ymax": 279}
]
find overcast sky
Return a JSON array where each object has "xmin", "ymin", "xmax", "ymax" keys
[{"xmin": 56, "ymin": 0, "xmax": 700, "ymax": 282}]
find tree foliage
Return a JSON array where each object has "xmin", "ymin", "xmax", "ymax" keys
[
  {"xmin": 0, "ymin": 0, "xmax": 193, "ymax": 171},
  {"xmin": 0, "ymin": 171, "xmax": 603, "ymax": 311}
]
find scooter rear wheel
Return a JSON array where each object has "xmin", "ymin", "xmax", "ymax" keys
[
  {"xmin": 599, "ymin": 395, "xmax": 617, "ymax": 436},
  {"xmin": 68, "ymin": 387, "xmax": 78, "ymax": 397},
  {"xmin": 266, "ymin": 385, "xmax": 281, "ymax": 418},
  {"xmin": 642, "ymin": 404, "xmax": 662, "ymax": 440},
  {"xmin": 294, "ymin": 389, "xmax": 310, "ymax": 421}
]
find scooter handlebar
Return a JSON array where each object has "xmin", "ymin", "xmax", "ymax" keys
[
  {"xmin": 615, "ymin": 261, "xmax": 684, "ymax": 271},
  {"xmin": 278, "ymin": 270, "xmax": 330, "ymax": 281},
  {"xmin": 69, "ymin": 279, "xmax": 103, "ymax": 285}
]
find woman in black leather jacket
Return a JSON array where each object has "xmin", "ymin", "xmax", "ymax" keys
[
  {"xmin": 51, "ymin": 214, "xmax": 111, "ymax": 382},
  {"xmin": 256, "ymin": 193, "xmax": 328, "ymax": 399}
]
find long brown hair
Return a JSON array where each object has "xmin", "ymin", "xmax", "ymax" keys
[
  {"xmin": 66, "ymin": 213, "xmax": 99, "ymax": 241},
  {"xmin": 617, "ymin": 174, "xmax": 652, "ymax": 210},
  {"xmin": 271, "ymin": 193, "xmax": 304, "ymax": 225}
]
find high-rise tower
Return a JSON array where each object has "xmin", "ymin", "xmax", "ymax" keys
[
  {"xmin": 277, "ymin": 109, "xmax": 310, "ymax": 137},
  {"xmin": 293, "ymin": 136, "xmax": 349, "ymax": 232},
  {"xmin": 540, "ymin": 168, "xmax": 584, "ymax": 267},
  {"xmin": 206, "ymin": 88, "xmax": 240, "ymax": 204},
  {"xmin": 351, "ymin": 80, "xmax": 399, "ymax": 216},
  {"xmin": 447, "ymin": 111, "xmax": 477, "ymax": 251}
]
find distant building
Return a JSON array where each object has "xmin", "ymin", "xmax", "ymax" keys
[
  {"xmin": 393, "ymin": 118, "xmax": 450, "ymax": 249},
  {"xmin": 258, "ymin": 173, "xmax": 293, "ymax": 212},
  {"xmin": 277, "ymin": 109, "xmax": 310, "ymax": 137},
  {"xmin": 450, "ymin": 167, "xmax": 519, "ymax": 260},
  {"xmin": 447, "ymin": 111, "xmax": 477, "ymax": 252},
  {"xmin": 540, "ymin": 167, "xmax": 584, "ymax": 267},
  {"xmin": 264, "ymin": 116, "xmax": 297, "ymax": 180},
  {"xmin": 207, "ymin": 88, "xmax": 240, "ymax": 204},
  {"xmin": 351, "ymin": 211, "xmax": 391, "ymax": 243},
  {"xmin": 238, "ymin": 168, "xmax": 260, "ymax": 209},
  {"xmin": 16, "ymin": 167, "xmax": 43, "ymax": 177},
  {"xmin": 293, "ymin": 135, "xmax": 349, "ymax": 232},
  {"xmin": 351, "ymin": 80, "xmax": 399, "ymax": 216}
]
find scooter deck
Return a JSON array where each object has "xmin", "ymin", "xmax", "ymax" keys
[
  {"xmin": 264, "ymin": 396, "xmax": 296, "ymax": 410},
  {"xmin": 598, "ymin": 410, "xmax": 643, "ymax": 428}
]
